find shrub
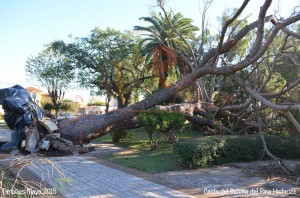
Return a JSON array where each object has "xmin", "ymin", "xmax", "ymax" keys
[
  {"xmin": 111, "ymin": 131, "xmax": 132, "ymax": 143},
  {"xmin": 42, "ymin": 102, "xmax": 55, "ymax": 112},
  {"xmin": 138, "ymin": 109, "xmax": 185, "ymax": 150},
  {"xmin": 173, "ymin": 135, "xmax": 300, "ymax": 168}
]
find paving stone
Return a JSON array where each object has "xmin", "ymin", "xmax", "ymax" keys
[
  {"xmin": 3, "ymin": 149, "xmax": 297, "ymax": 198},
  {"xmin": 23, "ymin": 155, "xmax": 195, "ymax": 197}
]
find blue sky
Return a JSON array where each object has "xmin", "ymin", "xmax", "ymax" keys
[{"xmin": 0, "ymin": 0, "xmax": 298, "ymax": 94}]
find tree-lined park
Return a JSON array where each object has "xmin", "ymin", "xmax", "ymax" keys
[
  {"xmin": 1, "ymin": 0, "xmax": 300, "ymax": 196},
  {"xmin": 26, "ymin": 0, "xmax": 299, "ymax": 151}
]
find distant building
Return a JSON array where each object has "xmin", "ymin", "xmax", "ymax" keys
[
  {"xmin": 79, "ymin": 97, "xmax": 118, "ymax": 115},
  {"xmin": 26, "ymin": 87, "xmax": 46, "ymax": 105}
]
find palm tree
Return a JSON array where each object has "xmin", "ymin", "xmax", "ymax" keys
[{"xmin": 134, "ymin": 11, "xmax": 198, "ymax": 89}]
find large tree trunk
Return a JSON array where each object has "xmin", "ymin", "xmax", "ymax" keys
[
  {"xmin": 58, "ymin": 86, "xmax": 178, "ymax": 143},
  {"xmin": 116, "ymin": 92, "xmax": 132, "ymax": 108},
  {"xmin": 59, "ymin": 116, "xmax": 140, "ymax": 143}
]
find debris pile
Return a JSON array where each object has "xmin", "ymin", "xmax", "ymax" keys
[{"xmin": 0, "ymin": 85, "xmax": 92, "ymax": 155}]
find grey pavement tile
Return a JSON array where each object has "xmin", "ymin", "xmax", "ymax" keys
[
  {"xmin": 64, "ymin": 192, "xmax": 87, "ymax": 198},
  {"xmin": 20, "ymin": 155, "xmax": 196, "ymax": 198},
  {"xmin": 87, "ymin": 188, "xmax": 101, "ymax": 194}
]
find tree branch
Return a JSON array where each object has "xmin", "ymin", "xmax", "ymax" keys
[
  {"xmin": 231, "ymin": 73, "xmax": 300, "ymax": 112},
  {"xmin": 254, "ymin": 101, "xmax": 293, "ymax": 175}
]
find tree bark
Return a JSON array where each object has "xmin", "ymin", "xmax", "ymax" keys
[{"xmin": 59, "ymin": 116, "xmax": 140, "ymax": 143}]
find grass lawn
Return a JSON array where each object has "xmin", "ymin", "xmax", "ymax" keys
[
  {"xmin": 0, "ymin": 120, "xmax": 8, "ymax": 129},
  {"xmin": 97, "ymin": 128, "xmax": 201, "ymax": 173},
  {"xmin": 102, "ymin": 149, "xmax": 177, "ymax": 173}
]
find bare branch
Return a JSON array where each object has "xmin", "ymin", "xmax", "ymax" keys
[
  {"xmin": 270, "ymin": 16, "xmax": 300, "ymax": 39},
  {"xmin": 281, "ymin": 111, "xmax": 300, "ymax": 133},
  {"xmin": 261, "ymin": 78, "xmax": 300, "ymax": 97},
  {"xmin": 254, "ymin": 101, "xmax": 293, "ymax": 174},
  {"xmin": 213, "ymin": 0, "xmax": 250, "ymax": 63},
  {"xmin": 231, "ymin": 73, "xmax": 300, "ymax": 112},
  {"xmin": 248, "ymin": 0, "xmax": 272, "ymax": 56}
]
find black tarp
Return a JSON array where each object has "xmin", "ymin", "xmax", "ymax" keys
[
  {"xmin": 0, "ymin": 85, "xmax": 44, "ymax": 151},
  {"xmin": 0, "ymin": 85, "xmax": 44, "ymax": 130}
]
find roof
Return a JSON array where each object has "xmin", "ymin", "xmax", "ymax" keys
[{"xmin": 25, "ymin": 87, "xmax": 43, "ymax": 93}]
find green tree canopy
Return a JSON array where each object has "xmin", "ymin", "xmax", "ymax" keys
[
  {"xmin": 25, "ymin": 45, "xmax": 75, "ymax": 117},
  {"xmin": 51, "ymin": 28, "xmax": 152, "ymax": 109}
]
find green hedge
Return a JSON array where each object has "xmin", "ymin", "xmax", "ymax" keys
[{"xmin": 173, "ymin": 135, "xmax": 300, "ymax": 168}]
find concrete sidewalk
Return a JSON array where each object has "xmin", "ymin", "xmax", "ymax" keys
[
  {"xmin": 24, "ymin": 156, "xmax": 195, "ymax": 198},
  {"xmin": 1, "ymin": 150, "xmax": 299, "ymax": 197}
]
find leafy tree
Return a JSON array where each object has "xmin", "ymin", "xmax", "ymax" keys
[
  {"xmin": 134, "ymin": 11, "xmax": 199, "ymax": 89},
  {"xmin": 25, "ymin": 45, "xmax": 75, "ymax": 117},
  {"xmin": 138, "ymin": 109, "xmax": 185, "ymax": 150},
  {"xmin": 87, "ymin": 98, "xmax": 105, "ymax": 106},
  {"xmin": 42, "ymin": 100, "xmax": 74, "ymax": 115},
  {"xmin": 52, "ymin": 28, "xmax": 152, "ymax": 110},
  {"xmin": 41, "ymin": 102, "xmax": 55, "ymax": 113},
  {"xmin": 60, "ymin": 101, "xmax": 74, "ymax": 112}
]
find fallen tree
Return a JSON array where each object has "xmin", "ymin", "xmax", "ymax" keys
[{"xmin": 57, "ymin": 0, "xmax": 300, "ymax": 143}]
